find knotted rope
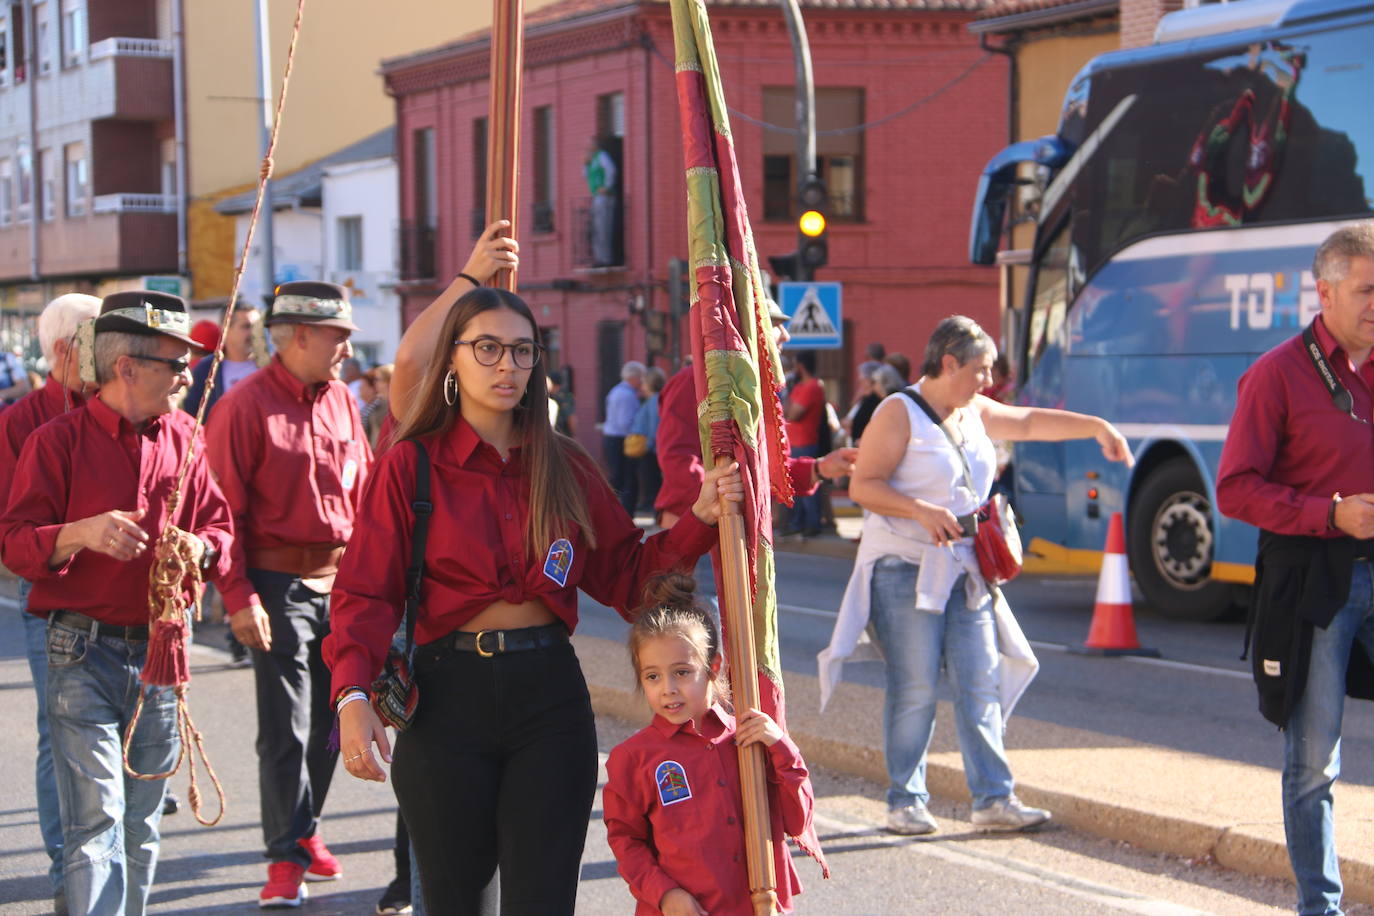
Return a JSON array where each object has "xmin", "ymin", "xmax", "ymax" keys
[{"xmin": 121, "ymin": 0, "xmax": 308, "ymax": 828}]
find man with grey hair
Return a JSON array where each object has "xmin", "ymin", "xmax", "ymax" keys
[
  {"xmin": 0, "ymin": 291, "xmax": 99, "ymax": 909},
  {"xmin": 0, "ymin": 290, "xmax": 238, "ymax": 914},
  {"xmin": 1218, "ymin": 223, "xmax": 1374, "ymax": 916},
  {"xmin": 206, "ymin": 280, "xmax": 371, "ymax": 906},
  {"xmin": 603, "ymin": 359, "xmax": 646, "ymax": 513}
]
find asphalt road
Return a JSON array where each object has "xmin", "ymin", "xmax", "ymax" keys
[
  {"xmin": 2, "ymin": 552, "xmax": 1371, "ymax": 914},
  {"xmin": 577, "ymin": 550, "xmax": 1374, "ymax": 787}
]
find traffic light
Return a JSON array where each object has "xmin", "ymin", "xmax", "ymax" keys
[
  {"xmin": 667, "ymin": 257, "xmax": 690, "ymax": 317},
  {"xmin": 797, "ymin": 174, "xmax": 829, "ymax": 278}
]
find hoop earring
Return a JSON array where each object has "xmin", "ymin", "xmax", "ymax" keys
[{"xmin": 443, "ymin": 370, "xmax": 458, "ymax": 407}]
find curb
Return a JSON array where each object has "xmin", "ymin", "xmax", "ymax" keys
[{"xmin": 574, "ymin": 632, "xmax": 1374, "ymax": 906}]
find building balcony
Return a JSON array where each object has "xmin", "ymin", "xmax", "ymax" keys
[
  {"xmin": 0, "ymin": 209, "xmax": 177, "ymax": 282},
  {"xmin": 92, "ymin": 193, "xmax": 178, "ymax": 214},
  {"xmin": 398, "ymin": 221, "xmax": 436, "ymax": 281},
  {"xmin": 16, "ymin": 37, "xmax": 176, "ymax": 129}
]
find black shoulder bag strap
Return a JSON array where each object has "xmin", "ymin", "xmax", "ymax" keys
[
  {"xmin": 1302, "ymin": 322, "xmax": 1368, "ymax": 425},
  {"xmin": 900, "ymin": 387, "xmax": 978, "ymax": 497},
  {"xmin": 402, "ymin": 440, "xmax": 434, "ymax": 662}
]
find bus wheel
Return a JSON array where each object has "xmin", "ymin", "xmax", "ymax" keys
[{"xmin": 1127, "ymin": 457, "xmax": 1235, "ymax": 621}]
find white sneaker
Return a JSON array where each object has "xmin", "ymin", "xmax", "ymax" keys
[
  {"xmin": 886, "ymin": 802, "xmax": 939, "ymax": 835},
  {"xmin": 971, "ymin": 795, "xmax": 1051, "ymax": 831}
]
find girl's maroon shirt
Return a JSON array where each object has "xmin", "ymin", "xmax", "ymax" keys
[{"xmin": 325, "ymin": 416, "xmax": 717, "ymax": 697}]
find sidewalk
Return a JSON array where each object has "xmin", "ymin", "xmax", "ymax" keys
[{"xmin": 574, "ymin": 630, "xmax": 1374, "ymax": 907}]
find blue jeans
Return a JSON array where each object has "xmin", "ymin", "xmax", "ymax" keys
[
  {"xmin": 1284, "ymin": 560, "xmax": 1374, "ymax": 916},
  {"xmin": 46, "ymin": 617, "xmax": 180, "ymax": 916},
  {"xmin": 19, "ymin": 580, "xmax": 63, "ymax": 892},
  {"xmin": 869, "ymin": 557, "xmax": 1015, "ymax": 810},
  {"xmin": 791, "ymin": 444, "xmax": 821, "ymax": 532}
]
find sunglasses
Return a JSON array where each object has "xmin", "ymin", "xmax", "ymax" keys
[{"xmin": 135, "ymin": 355, "xmax": 191, "ymax": 375}]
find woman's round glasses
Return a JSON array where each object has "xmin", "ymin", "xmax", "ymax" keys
[{"xmin": 455, "ymin": 337, "xmax": 543, "ymax": 370}]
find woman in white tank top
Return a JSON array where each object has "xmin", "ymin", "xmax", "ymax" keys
[{"xmin": 819, "ymin": 316, "xmax": 1132, "ymax": 837}]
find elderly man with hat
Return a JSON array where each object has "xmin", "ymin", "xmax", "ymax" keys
[
  {"xmin": 205, "ymin": 280, "xmax": 372, "ymax": 907},
  {"xmin": 0, "ymin": 290, "xmax": 239, "ymax": 915},
  {"xmin": 654, "ymin": 295, "xmax": 856, "ymax": 529}
]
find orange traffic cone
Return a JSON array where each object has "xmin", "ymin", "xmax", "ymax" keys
[{"xmin": 1069, "ymin": 512, "xmax": 1160, "ymax": 658}]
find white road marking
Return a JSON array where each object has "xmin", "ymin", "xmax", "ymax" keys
[
  {"xmin": 778, "ymin": 601, "xmax": 1250, "ymax": 681},
  {"xmin": 812, "ymin": 810, "xmax": 1210, "ymax": 915}
]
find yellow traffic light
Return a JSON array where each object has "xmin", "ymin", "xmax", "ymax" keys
[{"xmin": 799, "ymin": 209, "xmax": 826, "ymax": 237}]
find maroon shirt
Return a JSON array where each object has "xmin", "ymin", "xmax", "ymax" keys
[
  {"xmin": 655, "ymin": 365, "xmax": 819, "ymax": 521},
  {"xmin": 603, "ymin": 705, "xmax": 812, "ymax": 915},
  {"xmin": 206, "ymin": 357, "xmax": 372, "ymax": 610},
  {"xmin": 323, "ymin": 417, "xmax": 719, "ymax": 698},
  {"xmin": 1217, "ymin": 315, "xmax": 1374, "ymax": 536},
  {"xmin": 0, "ymin": 375, "xmax": 86, "ymax": 501},
  {"xmin": 0, "ymin": 396, "xmax": 237, "ymax": 625}
]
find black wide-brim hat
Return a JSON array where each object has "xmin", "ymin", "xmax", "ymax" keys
[
  {"xmin": 265, "ymin": 281, "xmax": 360, "ymax": 330},
  {"xmin": 94, "ymin": 290, "xmax": 204, "ymax": 350}
]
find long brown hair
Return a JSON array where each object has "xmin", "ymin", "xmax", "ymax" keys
[{"xmin": 394, "ymin": 287, "xmax": 598, "ymax": 551}]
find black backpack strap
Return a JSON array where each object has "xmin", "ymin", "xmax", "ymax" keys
[
  {"xmin": 900, "ymin": 387, "xmax": 977, "ymax": 494},
  {"xmin": 402, "ymin": 440, "xmax": 434, "ymax": 660}
]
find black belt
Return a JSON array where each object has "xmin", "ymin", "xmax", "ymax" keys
[
  {"xmin": 1354, "ymin": 539, "xmax": 1374, "ymax": 561},
  {"xmin": 50, "ymin": 609, "xmax": 150, "ymax": 642},
  {"xmin": 423, "ymin": 622, "xmax": 569, "ymax": 657}
]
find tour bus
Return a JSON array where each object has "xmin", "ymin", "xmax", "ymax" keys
[{"xmin": 969, "ymin": 0, "xmax": 1374, "ymax": 620}]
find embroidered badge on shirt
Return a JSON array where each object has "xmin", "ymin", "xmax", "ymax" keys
[
  {"xmin": 655, "ymin": 760, "xmax": 692, "ymax": 806},
  {"xmin": 341, "ymin": 457, "xmax": 359, "ymax": 492},
  {"xmin": 543, "ymin": 537, "xmax": 573, "ymax": 587}
]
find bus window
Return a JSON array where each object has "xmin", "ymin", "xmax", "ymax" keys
[{"xmin": 1026, "ymin": 220, "xmax": 1073, "ymax": 372}]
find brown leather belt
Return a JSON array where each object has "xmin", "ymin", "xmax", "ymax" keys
[
  {"xmin": 247, "ymin": 544, "xmax": 345, "ymax": 579},
  {"xmin": 51, "ymin": 609, "xmax": 150, "ymax": 641}
]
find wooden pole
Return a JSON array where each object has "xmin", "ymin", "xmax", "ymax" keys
[
  {"xmin": 714, "ymin": 455, "xmax": 778, "ymax": 916},
  {"xmin": 487, "ymin": 0, "xmax": 523, "ymax": 291}
]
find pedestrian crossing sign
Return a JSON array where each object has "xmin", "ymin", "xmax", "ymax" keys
[{"xmin": 778, "ymin": 282, "xmax": 842, "ymax": 349}]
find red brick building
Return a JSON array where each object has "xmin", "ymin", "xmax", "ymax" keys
[{"xmin": 383, "ymin": 0, "xmax": 1005, "ymax": 449}]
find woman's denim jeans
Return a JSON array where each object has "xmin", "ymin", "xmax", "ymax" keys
[
  {"xmin": 46, "ymin": 617, "xmax": 179, "ymax": 916},
  {"xmin": 1284, "ymin": 559, "xmax": 1374, "ymax": 916},
  {"xmin": 868, "ymin": 556, "xmax": 1014, "ymax": 810}
]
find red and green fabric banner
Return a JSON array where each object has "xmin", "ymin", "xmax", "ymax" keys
[{"xmin": 670, "ymin": 0, "xmax": 794, "ymax": 718}]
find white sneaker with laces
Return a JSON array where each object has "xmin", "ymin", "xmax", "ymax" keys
[
  {"xmin": 971, "ymin": 795, "xmax": 1051, "ymax": 831},
  {"xmin": 886, "ymin": 802, "xmax": 939, "ymax": 835}
]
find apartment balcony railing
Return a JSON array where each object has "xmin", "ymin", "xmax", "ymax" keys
[
  {"xmin": 92, "ymin": 193, "xmax": 178, "ymax": 214},
  {"xmin": 398, "ymin": 221, "xmax": 436, "ymax": 281},
  {"xmin": 89, "ymin": 38, "xmax": 174, "ymax": 60},
  {"xmin": 571, "ymin": 195, "xmax": 626, "ymax": 270}
]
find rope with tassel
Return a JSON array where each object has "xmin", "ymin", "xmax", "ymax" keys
[{"xmin": 120, "ymin": 0, "xmax": 309, "ymax": 828}]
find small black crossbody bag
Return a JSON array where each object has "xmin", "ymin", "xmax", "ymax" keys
[{"xmin": 369, "ymin": 441, "xmax": 433, "ymax": 732}]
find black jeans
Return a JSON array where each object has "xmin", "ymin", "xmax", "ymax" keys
[
  {"xmin": 393, "ymin": 637, "xmax": 598, "ymax": 915},
  {"xmin": 602, "ymin": 435, "xmax": 639, "ymax": 515},
  {"xmin": 248, "ymin": 569, "xmax": 338, "ymax": 867}
]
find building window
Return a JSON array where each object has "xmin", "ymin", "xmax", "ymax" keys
[
  {"xmin": 0, "ymin": 160, "xmax": 12, "ymax": 226},
  {"xmin": 17, "ymin": 147, "xmax": 30, "ymax": 221},
  {"xmin": 762, "ymin": 86, "xmax": 865, "ymax": 222},
  {"xmin": 337, "ymin": 216, "xmax": 363, "ymax": 271},
  {"xmin": 39, "ymin": 148, "xmax": 54, "ymax": 220},
  {"xmin": 471, "ymin": 117, "xmax": 487, "ymax": 239},
  {"xmin": 533, "ymin": 105, "xmax": 554, "ymax": 233},
  {"xmin": 160, "ymin": 138, "xmax": 176, "ymax": 197},
  {"xmin": 596, "ymin": 92, "xmax": 625, "ymax": 139},
  {"xmin": 400, "ymin": 128, "xmax": 436, "ymax": 280},
  {"xmin": 35, "ymin": 2, "xmax": 51, "ymax": 75},
  {"xmin": 11, "ymin": 3, "xmax": 25, "ymax": 84},
  {"xmin": 60, "ymin": 0, "xmax": 83, "ymax": 68},
  {"xmin": 0, "ymin": 17, "xmax": 9, "ymax": 87},
  {"xmin": 64, "ymin": 141, "xmax": 85, "ymax": 217}
]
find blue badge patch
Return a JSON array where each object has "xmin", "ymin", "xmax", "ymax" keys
[
  {"xmin": 655, "ymin": 760, "xmax": 692, "ymax": 806},
  {"xmin": 543, "ymin": 538, "xmax": 573, "ymax": 587}
]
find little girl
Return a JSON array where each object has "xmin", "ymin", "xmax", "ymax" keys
[{"xmin": 604, "ymin": 573, "xmax": 821, "ymax": 916}]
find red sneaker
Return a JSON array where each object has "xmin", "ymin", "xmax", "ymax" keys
[
  {"xmin": 259, "ymin": 861, "xmax": 308, "ymax": 908},
  {"xmin": 298, "ymin": 833, "xmax": 342, "ymax": 881}
]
